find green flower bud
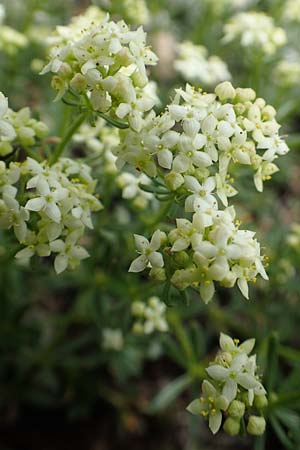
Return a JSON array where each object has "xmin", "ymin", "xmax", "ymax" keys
[
  {"xmin": 131, "ymin": 301, "xmax": 145, "ymax": 316},
  {"xmin": 173, "ymin": 251, "xmax": 190, "ymax": 267},
  {"xmin": 247, "ymin": 416, "xmax": 266, "ymax": 436},
  {"xmin": 254, "ymin": 394, "xmax": 268, "ymax": 410},
  {"xmin": 70, "ymin": 73, "xmax": 87, "ymax": 93},
  {"xmin": 132, "ymin": 321, "xmax": 144, "ymax": 335},
  {"xmin": 149, "ymin": 267, "xmax": 166, "ymax": 282},
  {"xmin": 0, "ymin": 142, "xmax": 13, "ymax": 156},
  {"xmin": 215, "ymin": 81, "xmax": 236, "ymax": 101},
  {"xmin": 223, "ymin": 417, "xmax": 240, "ymax": 436},
  {"xmin": 228, "ymin": 400, "xmax": 245, "ymax": 419},
  {"xmin": 164, "ymin": 171, "xmax": 184, "ymax": 191},
  {"xmin": 33, "ymin": 121, "xmax": 49, "ymax": 138},
  {"xmin": 235, "ymin": 87, "xmax": 256, "ymax": 102}
]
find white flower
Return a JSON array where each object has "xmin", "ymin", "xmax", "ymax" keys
[
  {"xmin": 206, "ymin": 352, "xmax": 262, "ymax": 403},
  {"xmin": 184, "ymin": 175, "xmax": 217, "ymax": 212},
  {"xmin": 129, "ymin": 230, "xmax": 164, "ymax": 272},
  {"xmin": 132, "ymin": 296, "xmax": 168, "ymax": 334},
  {"xmin": 187, "ymin": 380, "xmax": 229, "ymax": 434},
  {"xmin": 0, "ymin": 93, "xmax": 16, "ymax": 142},
  {"xmin": 50, "ymin": 230, "xmax": 89, "ymax": 274}
]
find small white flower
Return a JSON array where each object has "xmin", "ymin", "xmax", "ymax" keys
[{"xmin": 129, "ymin": 230, "xmax": 164, "ymax": 272}]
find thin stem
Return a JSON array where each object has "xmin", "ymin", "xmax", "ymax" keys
[{"xmin": 50, "ymin": 112, "xmax": 88, "ymax": 165}]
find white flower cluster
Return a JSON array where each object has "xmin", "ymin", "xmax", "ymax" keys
[
  {"xmin": 223, "ymin": 11, "xmax": 287, "ymax": 55},
  {"xmin": 124, "ymin": 81, "xmax": 288, "ymax": 302},
  {"xmin": 187, "ymin": 333, "xmax": 267, "ymax": 436},
  {"xmin": 41, "ymin": 13, "xmax": 158, "ymax": 130},
  {"xmin": 117, "ymin": 171, "xmax": 154, "ymax": 209},
  {"xmin": 0, "ymin": 157, "xmax": 102, "ymax": 274},
  {"xmin": 282, "ymin": 0, "xmax": 300, "ymax": 22},
  {"xmin": 169, "ymin": 207, "xmax": 267, "ymax": 302},
  {"xmin": 131, "ymin": 296, "xmax": 168, "ymax": 334},
  {"xmin": 174, "ymin": 41, "xmax": 231, "ymax": 87},
  {"xmin": 0, "ymin": 92, "xmax": 48, "ymax": 157},
  {"xmin": 0, "ymin": 25, "xmax": 28, "ymax": 55}
]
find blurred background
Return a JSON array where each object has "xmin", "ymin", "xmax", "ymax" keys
[{"xmin": 0, "ymin": 0, "xmax": 300, "ymax": 449}]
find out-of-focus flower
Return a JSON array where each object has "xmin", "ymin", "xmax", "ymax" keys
[
  {"xmin": 174, "ymin": 41, "xmax": 231, "ymax": 87},
  {"xmin": 132, "ymin": 296, "xmax": 168, "ymax": 334},
  {"xmin": 223, "ymin": 11, "xmax": 286, "ymax": 55},
  {"xmin": 102, "ymin": 328, "xmax": 124, "ymax": 350}
]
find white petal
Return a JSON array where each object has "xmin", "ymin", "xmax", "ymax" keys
[
  {"xmin": 222, "ymin": 379, "xmax": 237, "ymax": 403},
  {"xmin": 129, "ymin": 254, "xmax": 148, "ymax": 272},
  {"xmin": 206, "ymin": 364, "xmax": 228, "ymax": 380},
  {"xmin": 54, "ymin": 254, "xmax": 68, "ymax": 274},
  {"xmin": 209, "ymin": 410, "xmax": 222, "ymax": 435},
  {"xmin": 25, "ymin": 197, "xmax": 45, "ymax": 212},
  {"xmin": 134, "ymin": 234, "xmax": 149, "ymax": 251}
]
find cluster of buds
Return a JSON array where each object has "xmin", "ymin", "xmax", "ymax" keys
[
  {"xmin": 0, "ymin": 157, "xmax": 102, "ymax": 273},
  {"xmin": 174, "ymin": 41, "xmax": 231, "ymax": 87},
  {"xmin": 0, "ymin": 93, "xmax": 48, "ymax": 157},
  {"xmin": 223, "ymin": 11, "xmax": 286, "ymax": 55},
  {"xmin": 187, "ymin": 333, "xmax": 267, "ymax": 436},
  {"xmin": 131, "ymin": 296, "xmax": 168, "ymax": 334},
  {"xmin": 41, "ymin": 11, "xmax": 158, "ymax": 131}
]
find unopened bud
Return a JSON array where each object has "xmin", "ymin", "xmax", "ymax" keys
[
  {"xmin": 247, "ymin": 416, "xmax": 266, "ymax": 436},
  {"xmin": 223, "ymin": 417, "xmax": 240, "ymax": 436}
]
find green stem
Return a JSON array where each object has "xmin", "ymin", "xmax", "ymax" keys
[
  {"xmin": 50, "ymin": 112, "xmax": 88, "ymax": 165},
  {"xmin": 23, "ymin": 146, "xmax": 43, "ymax": 162}
]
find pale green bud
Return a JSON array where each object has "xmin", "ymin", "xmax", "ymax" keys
[
  {"xmin": 131, "ymin": 301, "xmax": 145, "ymax": 316},
  {"xmin": 247, "ymin": 416, "xmax": 266, "ymax": 436},
  {"xmin": 33, "ymin": 121, "xmax": 48, "ymax": 138},
  {"xmin": 223, "ymin": 417, "xmax": 240, "ymax": 436},
  {"xmin": 215, "ymin": 81, "xmax": 236, "ymax": 101},
  {"xmin": 173, "ymin": 251, "xmax": 190, "ymax": 267},
  {"xmin": 0, "ymin": 142, "xmax": 13, "ymax": 156},
  {"xmin": 132, "ymin": 321, "xmax": 144, "ymax": 334},
  {"xmin": 149, "ymin": 267, "xmax": 167, "ymax": 282},
  {"xmin": 70, "ymin": 73, "xmax": 87, "ymax": 93},
  {"xmin": 164, "ymin": 171, "xmax": 184, "ymax": 191},
  {"xmin": 228, "ymin": 400, "xmax": 245, "ymax": 419},
  {"xmin": 254, "ymin": 394, "xmax": 268, "ymax": 410},
  {"xmin": 235, "ymin": 87, "xmax": 256, "ymax": 102}
]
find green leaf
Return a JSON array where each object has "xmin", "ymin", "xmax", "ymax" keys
[{"xmin": 147, "ymin": 374, "xmax": 192, "ymax": 414}]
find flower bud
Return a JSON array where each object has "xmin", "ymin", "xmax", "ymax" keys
[
  {"xmin": 33, "ymin": 121, "xmax": 49, "ymax": 138},
  {"xmin": 131, "ymin": 301, "xmax": 145, "ymax": 316},
  {"xmin": 215, "ymin": 82, "xmax": 236, "ymax": 101},
  {"xmin": 247, "ymin": 416, "xmax": 266, "ymax": 436},
  {"xmin": 149, "ymin": 267, "xmax": 167, "ymax": 282},
  {"xmin": 223, "ymin": 417, "xmax": 240, "ymax": 436},
  {"xmin": 173, "ymin": 251, "xmax": 190, "ymax": 267},
  {"xmin": 164, "ymin": 171, "xmax": 184, "ymax": 191},
  {"xmin": 132, "ymin": 321, "xmax": 144, "ymax": 335},
  {"xmin": 235, "ymin": 87, "xmax": 256, "ymax": 102},
  {"xmin": 254, "ymin": 394, "xmax": 268, "ymax": 409},
  {"xmin": 228, "ymin": 400, "xmax": 245, "ymax": 419},
  {"xmin": 70, "ymin": 73, "xmax": 87, "ymax": 93}
]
